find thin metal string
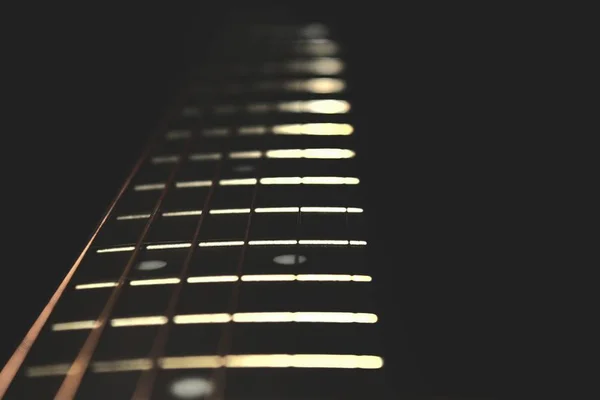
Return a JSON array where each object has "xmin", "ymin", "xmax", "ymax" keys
[
  {"xmin": 208, "ymin": 24, "xmax": 281, "ymax": 400},
  {"xmin": 0, "ymin": 72, "xmax": 194, "ymax": 398},
  {"xmin": 131, "ymin": 97, "xmax": 231, "ymax": 400},
  {"xmin": 208, "ymin": 161, "xmax": 262, "ymax": 400},
  {"xmin": 133, "ymin": 21, "xmax": 259, "ymax": 398},
  {"xmin": 54, "ymin": 117, "xmax": 197, "ymax": 399}
]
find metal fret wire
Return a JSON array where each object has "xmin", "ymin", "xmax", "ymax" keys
[
  {"xmin": 54, "ymin": 118, "xmax": 197, "ymax": 399},
  {"xmin": 0, "ymin": 68, "xmax": 195, "ymax": 399}
]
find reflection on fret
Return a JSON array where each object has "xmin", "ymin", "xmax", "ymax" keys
[
  {"xmin": 116, "ymin": 206, "xmax": 363, "ymax": 221},
  {"xmin": 133, "ymin": 176, "xmax": 360, "ymax": 191},
  {"xmin": 190, "ymin": 99, "xmax": 351, "ymax": 116},
  {"xmin": 151, "ymin": 148, "xmax": 355, "ymax": 164},
  {"xmin": 74, "ymin": 274, "xmax": 372, "ymax": 290},
  {"xmin": 52, "ymin": 312, "xmax": 377, "ymax": 331},
  {"xmin": 95, "ymin": 239, "xmax": 367, "ymax": 253},
  {"xmin": 26, "ymin": 354, "xmax": 382, "ymax": 377},
  {"xmin": 163, "ymin": 123, "xmax": 353, "ymax": 140}
]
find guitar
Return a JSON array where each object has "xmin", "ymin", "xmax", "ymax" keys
[{"xmin": 0, "ymin": 12, "xmax": 384, "ymax": 399}]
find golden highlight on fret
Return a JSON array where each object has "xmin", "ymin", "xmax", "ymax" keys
[
  {"xmin": 294, "ymin": 39, "xmax": 339, "ymax": 56},
  {"xmin": 74, "ymin": 282, "xmax": 118, "ymax": 290},
  {"xmin": 187, "ymin": 275, "xmax": 239, "ymax": 283},
  {"xmin": 228, "ymin": 151, "xmax": 262, "ymax": 159},
  {"xmin": 219, "ymin": 178, "xmax": 257, "ymax": 186},
  {"xmin": 26, "ymin": 354, "xmax": 382, "ymax": 377},
  {"xmin": 52, "ymin": 312, "xmax": 377, "ymax": 332},
  {"xmin": 209, "ymin": 208, "xmax": 251, "ymax": 214},
  {"xmin": 254, "ymin": 78, "xmax": 345, "ymax": 93},
  {"xmin": 110, "ymin": 316, "xmax": 168, "ymax": 327},
  {"xmin": 52, "ymin": 320, "xmax": 98, "ymax": 331},
  {"xmin": 146, "ymin": 243, "xmax": 191, "ymax": 250},
  {"xmin": 277, "ymin": 99, "xmax": 350, "ymax": 114},
  {"xmin": 96, "ymin": 246, "xmax": 135, "ymax": 253},
  {"xmin": 92, "ymin": 359, "xmax": 152, "ymax": 373},
  {"xmin": 163, "ymin": 123, "xmax": 353, "ymax": 140},
  {"xmin": 198, "ymin": 240, "xmax": 245, "ymax": 247},
  {"xmin": 207, "ymin": 99, "xmax": 350, "ymax": 115},
  {"xmin": 95, "ymin": 240, "xmax": 366, "ymax": 253},
  {"xmin": 116, "ymin": 207, "xmax": 362, "ymax": 221},
  {"xmin": 289, "ymin": 76, "xmax": 345, "ymax": 92},
  {"xmin": 188, "ymin": 152, "xmax": 222, "ymax": 161},
  {"xmin": 134, "ymin": 183, "xmax": 166, "ymax": 191},
  {"xmin": 241, "ymin": 274, "xmax": 372, "ymax": 282},
  {"xmin": 286, "ymin": 58, "xmax": 345, "ymax": 75},
  {"xmin": 116, "ymin": 213, "xmax": 151, "ymax": 220},
  {"xmin": 162, "ymin": 210, "xmax": 203, "ymax": 217},
  {"xmin": 130, "ymin": 277, "xmax": 180, "ymax": 286},
  {"xmin": 175, "ymin": 180, "xmax": 212, "ymax": 188},
  {"xmin": 259, "ymin": 176, "xmax": 359, "ymax": 185},
  {"xmin": 273, "ymin": 123, "xmax": 353, "ymax": 135},
  {"xmin": 152, "ymin": 148, "xmax": 355, "ymax": 165},
  {"xmin": 73, "ymin": 274, "xmax": 371, "ymax": 291}
]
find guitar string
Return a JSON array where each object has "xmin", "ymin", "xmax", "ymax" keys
[
  {"xmin": 54, "ymin": 98, "xmax": 198, "ymax": 399},
  {"xmin": 209, "ymin": 20, "xmax": 283, "ymax": 400},
  {"xmin": 0, "ymin": 100, "xmax": 173, "ymax": 399},
  {"xmin": 0, "ymin": 66, "xmax": 195, "ymax": 398},
  {"xmin": 131, "ymin": 32, "xmax": 240, "ymax": 399}
]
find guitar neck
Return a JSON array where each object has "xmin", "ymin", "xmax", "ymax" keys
[{"xmin": 1, "ymin": 12, "xmax": 385, "ymax": 400}]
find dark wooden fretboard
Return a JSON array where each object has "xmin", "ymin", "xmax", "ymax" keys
[{"xmin": 1, "ymin": 12, "xmax": 385, "ymax": 400}]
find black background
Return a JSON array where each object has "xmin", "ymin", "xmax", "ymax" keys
[{"xmin": 1, "ymin": 3, "xmax": 585, "ymax": 399}]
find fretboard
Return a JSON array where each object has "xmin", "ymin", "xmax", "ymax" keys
[{"xmin": 1, "ymin": 13, "xmax": 385, "ymax": 400}]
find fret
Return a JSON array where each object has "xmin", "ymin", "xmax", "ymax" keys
[
  {"xmin": 195, "ymin": 57, "xmax": 345, "ymax": 77},
  {"xmin": 183, "ymin": 112, "xmax": 352, "ymax": 131},
  {"xmin": 192, "ymin": 77, "xmax": 346, "ymax": 97},
  {"xmin": 180, "ymin": 99, "xmax": 351, "ymax": 119},
  {"xmin": 2, "ymin": 16, "xmax": 385, "ymax": 400}
]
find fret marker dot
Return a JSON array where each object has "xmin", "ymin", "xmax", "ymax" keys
[
  {"xmin": 273, "ymin": 254, "xmax": 307, "ymax": 265},
  {"xmin": 169, "ymin": 376, "xmax": 214, "ymax": 398},
  {"xmin": 135, "ymin": 260, "xmax": 167, "ymax": 271}
]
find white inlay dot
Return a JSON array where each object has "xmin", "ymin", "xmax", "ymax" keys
[
  {"xmin": 273, "ymin": 254, "xmax": 307, "ymax": 265},
  {"xmin": 135, "ymin": 260, "xmax": 167, "ymax": 271},
  {"xmin": 169, "ymin": 376, "xmax": 214, "ymax": 398}
]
